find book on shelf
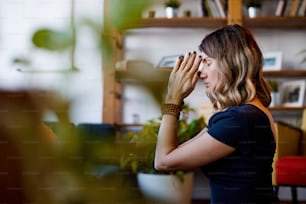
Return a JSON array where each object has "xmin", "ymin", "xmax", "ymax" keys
[
  {"xmin": 201, "ymin": 0, "xmax": 211, "ymax": 16},
  {"xmin": 282, "ymin": 0, "xmax": 306, "ymax": 16},
  {"xmin": 215, "ymin": 0, "xmax": 226, "ymax": 17},
  {"xmin": 298, "ymin": 0, "xmax": 306, "ymax": 16},
  {"xmin": 207, "ymin": 0, "xmax": 220, "ymax": 17},
  {"xmin": 289, "ymin": 0, "xmax": 301, "ymax": 16},
  {"xmin": 275, "ymin": 0, "xmax": 287, "ymax": 16}
]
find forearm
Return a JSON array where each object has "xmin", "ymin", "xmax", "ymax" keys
[
  {"xmin": 154, "ymin": 51, "xmax": 201, "ymax": 171},
  {"xmin": 154, "ymin": 114, "xmax": 179, "ymax": 170}
]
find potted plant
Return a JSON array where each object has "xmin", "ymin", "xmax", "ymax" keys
[
  {"xmin": 246, "ymin": 0, "xmax": 262, "ymax": 18},
  {"xmin": 120, "ymin": 104, "xmax": 206, "ymax": 203},
  {"xmin": 164, "ymin": 0, "xmax": 181, "ymax": 18},
  {"xmin": 268, "ymin": 80, "xmax": 279, "ymax": 107}
]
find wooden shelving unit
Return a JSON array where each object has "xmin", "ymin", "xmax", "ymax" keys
[{"xmin": 103, "ymin": 0, "xmax": 306, "ymax": 124}]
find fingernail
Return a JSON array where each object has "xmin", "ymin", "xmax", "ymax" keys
[
  {"xmin": 179, "ymin": 55, "xmax": 184, "ymax": 59},
  {"xmin": 197, "ymin": 71, "xmax": 201, "ymax": 77},
  {"xmin": 188, "ymin": 52, "xmax": 191, "ymax": 56},
  {"xmin": 193, "ymin": 51, "xmax": 196, "ymax": 54}
]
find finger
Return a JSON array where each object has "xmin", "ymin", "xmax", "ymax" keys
[
  {"xmin": 190, "ymin": 55, "xmax": 202, "ymax": 75},
  {"xmin": 191, "ymin": 55, "xmax": 202, "ymax": 84},
  {"xmin": 173, "ymin": 55, "xmax": 184, "ymax": 73},
  {"xmin": 183, "ymin": 51, "xmax": 197, "ymax": 72},
  {"xmin": 180, "ymin": 52, "xmax": 191, "ymax": 71}
]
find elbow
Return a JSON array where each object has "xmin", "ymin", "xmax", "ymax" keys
[
  {"xmin": 154, "ymin": 158, "xmax": 175, "ymax": 172},
  {"xmin": 154, "ymin": 159, "xmax": 163, "ymax": 171}
]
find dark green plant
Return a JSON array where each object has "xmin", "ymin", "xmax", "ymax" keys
[
  {"xmin": 268, "ymin": 80, "xmax": 279, "ymax": 92},
  {"xmin": 120, "ymin": 104, "xmax": 206, "ymax": 175},
  {"xmin": 246, "ymin": 0, "xmax": 262, "ymax": 8},
  {"xmin": 164, "ymin": 0, "xmax": 181, "ymax": 8}
]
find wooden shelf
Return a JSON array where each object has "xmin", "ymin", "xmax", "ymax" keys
[
  {"xmin": 119, "ymin": 16, "xmax": 306, "ymax": 30},
  {"xmin": 121, "ymin": 17, "xmax": 227, "ymax": 29},
  {"xmin": 116, "ymin": 68, "xmax": 171, "ymax": 82},
  {"xmin": 264, "ymin": 70, "xmax": 306, "ymax": 78},
  {"xmin": 269, "ymin": 106, "xmax": 306, "ymax": 110},
  {"xmin": 116, "ymin": 69, "xmax": 306, "ymax": 81},
  {"xmin": 244, "ymin": 16, "xmax": 306, "ymax": 29}
]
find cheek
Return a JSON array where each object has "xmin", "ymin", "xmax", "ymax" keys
[{"xmin": 209, "ymin": 68, "xmax": 218, "ymax": 80}]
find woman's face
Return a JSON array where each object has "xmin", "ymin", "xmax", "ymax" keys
[{"xmin": 198, "ymin": 52, "xmax": 219, "ymax": 94}]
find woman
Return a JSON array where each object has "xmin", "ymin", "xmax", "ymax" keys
[{"xmin": 154, "ymin": 24, "xmax": 279, "ymax": 203}]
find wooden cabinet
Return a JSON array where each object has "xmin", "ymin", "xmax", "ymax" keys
[{"xmin": 102, "ymin": 0, "xmax": 306, "ymax": 124}]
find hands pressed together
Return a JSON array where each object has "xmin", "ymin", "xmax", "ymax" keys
[{"xmin": 165, "ymin": 51, "xmax": 202, "ymax": 105}]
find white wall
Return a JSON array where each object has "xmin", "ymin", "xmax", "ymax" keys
[{"xmin": 0, "ymin": 0, "xmax": 103, "ymax": 124}]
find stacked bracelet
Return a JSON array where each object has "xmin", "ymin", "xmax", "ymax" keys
[{"xmin": 161, "ymin": 103, "xmax": 183, "ymax": 119}]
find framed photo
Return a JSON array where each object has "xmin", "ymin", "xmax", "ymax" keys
[
  {"xmin": 280, "ymin": 80, "xmax": 306, "ymax": 107},
  {"xmin": 263, "ymin": 52, "xmax": 282, "ymax": 71},
  {"xmin": 156, "ymin": 55, "xmax": 181, "ymax": 68}
]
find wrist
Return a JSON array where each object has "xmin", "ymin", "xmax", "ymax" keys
[
  {"xmin": 161, "ymin": 101, "xmax": 184, "ymax": 119},
  {"xmin": 165, "ymin": 96, "xmax": 183, "ymax": 105}
]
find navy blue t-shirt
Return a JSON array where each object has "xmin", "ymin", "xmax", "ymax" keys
[{"xmin": 201, "ymin": 104, "xmax": 278, "ymax": 203}]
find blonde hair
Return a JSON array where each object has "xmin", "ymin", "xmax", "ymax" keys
[{"xmin": 199, "ymin": 24, "xmax": 271, "ymax": 110}]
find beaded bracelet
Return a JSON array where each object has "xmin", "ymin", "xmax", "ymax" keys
[{"xmin": 161, "ymin": 103, "xmax": 183, "ymax": 119}]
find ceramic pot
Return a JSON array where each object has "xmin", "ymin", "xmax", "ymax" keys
[
  {"xmin": 166, "ymin": 7, "xmax": 178, "ymax": 18},
  {"xmin": 248, "ymin": 6, "xmax": 261, "ymax": 18},
  {"xmin": 271, "ymin": 92, "xmax": 280, "ymax": 107},
  {"xmin": 137, "ymin": 171, "xmax": 194, "ymax": 203}
]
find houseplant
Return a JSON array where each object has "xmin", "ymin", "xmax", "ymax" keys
[
  {"xmin": 268, "ymin": 80, "xmax": 279, "ymax": 106},
  {"xmin": 164, "ymin": 0, "xmax": 181, "ymax": 18},
  {"xmin": 120, "ymin": 104, "xmax": 206, "ymax": 203}
]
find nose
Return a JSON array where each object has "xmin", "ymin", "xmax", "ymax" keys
[{"xmin": 197, "ymin": 70, "xmax": 207, "ymax": 79}]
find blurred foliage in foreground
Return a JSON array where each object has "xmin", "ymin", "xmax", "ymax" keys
[{"xmin": 2, "ymin": 0, "xmax": 168, "ymax": 203}]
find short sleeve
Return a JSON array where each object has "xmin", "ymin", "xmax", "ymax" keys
[{"xmin": 207, "ymin": 108, "xmax": 249, "ymax": 148}]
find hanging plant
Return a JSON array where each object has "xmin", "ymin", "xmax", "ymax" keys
[{"xmin": 164, "ymin": 0, "xmax": 181, "ymax": 8}]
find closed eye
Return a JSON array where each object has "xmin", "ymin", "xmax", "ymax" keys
[{"xmin": 203, "ymin": 59, "xmax": 211, "ymax": 67}]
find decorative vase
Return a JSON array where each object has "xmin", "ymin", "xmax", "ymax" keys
[
  {"xmin": 271, "ymin": 92, "xmax": 280, "ymax": 107},
  {"xmin": 148, "ymin": 10, "xmax": 155, "ymax": 18},
  {"xmin": 137, "ymin": 172, "xmax": 194, "ymax": 203},
  {"xmin": 166, "ymin": 7, "xmax": 178, "ymax": 18},
  {"xmin": 248, "ymin": 6, "xmax": 261, "ymax": 18}
]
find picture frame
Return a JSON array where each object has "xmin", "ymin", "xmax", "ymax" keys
[
  {"xmin": 263, "ymin": 52, "xmax": 282, "ymax": 71},
  {"xmin": 156, "ymin": 55, "xmax": 181, "ymax": 68},
  {"xmin": 280, "ymin": 80, "xmax": 306, "ymax": 107}
]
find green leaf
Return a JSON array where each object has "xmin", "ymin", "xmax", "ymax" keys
[
  {"xmin": 12, "ymin": 57, "xmax": 31, "ymax": 66},
  {"xmin": 175, "ymin": 171, "xmax": 185, "ymax": 182},
  {"xmin": 131, "ymin": 160, "xmax": 138, "ymax": 173},
  {"xmin": 108, "ymin": 0, "xmax": 152, "ymax": 29},
  {"xmin": 32, "ymin": 28, "xmax": 72, "ymax": 51}
]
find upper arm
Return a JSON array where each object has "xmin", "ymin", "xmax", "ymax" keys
[{"xmin": 155, "ymin": 130, "xmax": 235, "ymax": 172}]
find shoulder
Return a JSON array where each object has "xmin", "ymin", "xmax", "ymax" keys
[
  {"xmin": 208, "ymin": 105, "xmax": 255, "ymax": 125},
  {"xmin": 207, "ymin": 105, "xmax": 265, "ymax": 147}
]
